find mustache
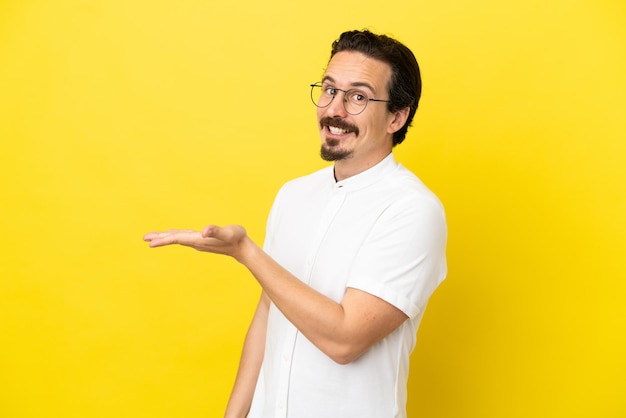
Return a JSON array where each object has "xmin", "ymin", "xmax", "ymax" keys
[{"xmin": 320, "ymin": 117, "xmax": 360, "ymax": 137}]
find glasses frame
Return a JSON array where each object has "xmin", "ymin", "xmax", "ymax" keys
[{"xmin": 310, "ymin": 82, "xmax": 391, "ymax": 115}]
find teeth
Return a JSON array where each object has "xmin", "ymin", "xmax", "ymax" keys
[{"xmin": 329, "ymin": 126, "xmax": 349, "ymax": 135}]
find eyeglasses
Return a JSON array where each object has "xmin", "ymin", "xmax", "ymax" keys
[{"xmin": 310, "ymin": 82, "xmax": 391, "ymax": 115}]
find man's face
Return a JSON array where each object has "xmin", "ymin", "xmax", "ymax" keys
[{"xmin": 317, "ymin": 51, "xmax": 401, "ymax": 168}]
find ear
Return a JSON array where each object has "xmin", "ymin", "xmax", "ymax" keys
[{"xmin": 387, "ymin": 107, "xmax": 410, "ymax": 135}]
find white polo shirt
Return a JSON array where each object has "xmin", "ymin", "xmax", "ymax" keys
[{"xmin": 248, "ymin": 153, "xmax": 447, "ymax": 418}]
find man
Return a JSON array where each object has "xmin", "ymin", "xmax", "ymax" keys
[{"xmin": 144, "ymin": 29, "xmax": 447, "ymax": 418}]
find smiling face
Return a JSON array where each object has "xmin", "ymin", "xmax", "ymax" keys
[{"xmin": 317, "ymin": 51, "xmax": 409, "ymax": 180}]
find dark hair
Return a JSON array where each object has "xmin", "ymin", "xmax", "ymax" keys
[{"xmin": 330, "ymin": 29, "xmax": 421, "ymax": 146}]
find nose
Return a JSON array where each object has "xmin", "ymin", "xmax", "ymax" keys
[{"xmin": 324, "ymin": 93, "xmax": 349, "ymax": 118}]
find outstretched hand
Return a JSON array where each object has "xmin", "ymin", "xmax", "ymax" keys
[{"xmin": 143, "ymin": 224, "xmax": 250, "ymax": 260}]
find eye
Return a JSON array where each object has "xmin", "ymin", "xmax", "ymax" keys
[
  {"xmin": 324, "ymin": 86, "xmax": 337, "ymax": 96},
  {"xmin": 348, "ymin": 91, "xmax": 368, "ymax": 104}
]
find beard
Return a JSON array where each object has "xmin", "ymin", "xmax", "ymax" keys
[
  {"xmin": 319, "ymin": 116, "xmax": 359, "ymax": 161},
  {"xmin": 320, "ymin": 138, "xmax": 353, "ymax": 161}
]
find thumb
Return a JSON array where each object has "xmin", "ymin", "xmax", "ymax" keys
[{"xmin": 201, "ymin": 225, "xmax": 221, "ymax": 238}]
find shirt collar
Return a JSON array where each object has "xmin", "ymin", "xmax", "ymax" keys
[{"xmin": 333, "ymin": 153, "xmax": 398, "ymax": 190}]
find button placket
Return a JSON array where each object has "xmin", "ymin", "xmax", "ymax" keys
[{"xmin": 275, "ymin": 186, "xmax": 346, "ymax": 417}]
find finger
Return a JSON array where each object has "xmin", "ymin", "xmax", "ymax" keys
[
  {"xmin": 201, "ymin": 225, "xmax": 219, "ymax": 238},
  {"xmin": 145, "ymin": 230, "xmax": 195, "ymax": 247},
  {"xmin": 202, "ymin": 225, "xmax": 236, "ymax": 242},
  {"xmin": 143, "ymin": 231, "xmax": 163, "ymax": 241},
  {"xmin": 147, "ymin": 234, "xmax": 177, "ymax": 248},
  {"xmin": 144, "ymin": 229, "xmax": 194, "ymax": 242}
]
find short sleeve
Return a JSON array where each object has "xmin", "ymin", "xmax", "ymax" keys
[{"xmin": 346, "ymin": 196, "xmax": 447, "ymax": 318}]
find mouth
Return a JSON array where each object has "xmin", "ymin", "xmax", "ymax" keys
[
  {"xmin": 328, "ymin": 126, "xmax": 350, "ymax": 135},
  {"xmin": 320, "ymin": 117, "xmax": 359, "ymax": 137}
]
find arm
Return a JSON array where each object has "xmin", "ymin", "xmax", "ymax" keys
[
  {"xmin": 144, "ymin": 226, "xmax": 407, "ymax": 364},
  {"xmin": 224, "ymin": 292, "xmax": 270, "ymax": 418},
  {"xmin": 236, "ymin": 234, "xmax": 407, "ymax": 364}
]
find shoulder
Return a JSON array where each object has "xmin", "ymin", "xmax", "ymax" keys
[{"xmin": 380, "ymin": 163, "xmax": 445, "ymax": 217}]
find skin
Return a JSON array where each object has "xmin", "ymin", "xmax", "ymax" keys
[
  {"xmin": 317, "ymin": 51, "xmax": 409, "ymax": 180},
  {"xmin": 143, "ymin": 51, "xmax": 412, "ymax": 418}
]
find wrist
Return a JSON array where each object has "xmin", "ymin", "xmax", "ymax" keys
[{"xmin": 234, "ymin": 235, "xmax": 258, "ymax": 266}]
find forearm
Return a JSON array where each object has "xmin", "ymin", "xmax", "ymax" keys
[
  {"xmin": 235, "ymin": 237, "xmax": 361, "ymax": 363},
  {"xmin": 224, "ymin": 292, "xmax": 269, "ymax": 418}
]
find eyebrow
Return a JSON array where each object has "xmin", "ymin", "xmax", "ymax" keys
[{"xmin": 321, "ymin": 76, "xmax": 376, "ymax": 94}]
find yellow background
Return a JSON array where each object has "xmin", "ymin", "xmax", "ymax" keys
[{"xmin": 1, "ymin": 0, "xmax": 624, "ymax": 417}]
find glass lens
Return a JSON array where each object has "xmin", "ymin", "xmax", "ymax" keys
[
  {"xmin": 311, "ymin": 84, "xmax": 332, "ymax": 108},
  {"xmin": 345, "ymin": 90, "xmax": 368, "ymax": 114}
]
